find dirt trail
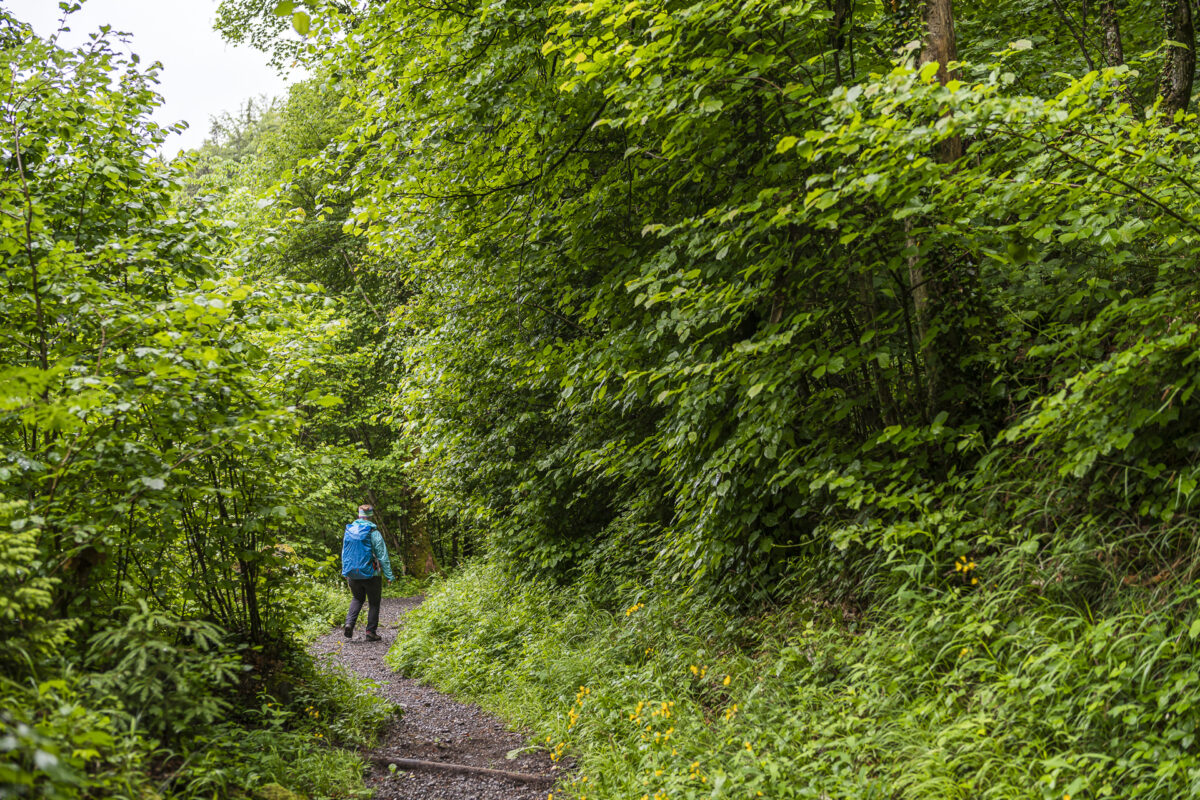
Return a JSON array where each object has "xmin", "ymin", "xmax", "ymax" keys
[{"xmin": 310, "ymin": 596, "xmax": 560, "ymax": 800}]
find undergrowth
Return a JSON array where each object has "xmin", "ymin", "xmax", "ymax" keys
[
  {"xmin": 1, "ymin": 644, "xmax": 393, "ymax": 800},
  {"xmin": 292, "ymin": 579, "xmax": 354, "ymax": 643},
  {"xmin": 389, "ymin": 555, "xmax": 1200, "ymax": 799},
  {"xmin": 0, "ymin": 563, "xmax": 397, "ymax": 800}
]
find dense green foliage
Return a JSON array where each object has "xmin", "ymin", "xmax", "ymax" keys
[
  {"xmin": 0, "ymin": 8, "xmax": 395, "ymax": 798},
  {"xmin": 206, "ymin": 0, "xmax": 1200, "ymax": 797},
  {"xmin": 232, "ymin": 0, "xmax": 1200, "ymax": 603},
  {"xmin": 10, "ymin": 0, "xmax": 1200, "ymax": 795}
]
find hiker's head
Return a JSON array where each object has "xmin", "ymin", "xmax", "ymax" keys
[{"xmin": 358, "ymin": 504, "xmax": 374, "ymax": 519}]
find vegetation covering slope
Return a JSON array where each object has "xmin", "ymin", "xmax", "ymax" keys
[
  {"xmin": 229, "ymin": 0, "xmax": 1199, "ymax": 797},
  {"xmin": 8, "ymin": 0, "xmax": 1200, "ymax": 797},
  {"xmin": 393, "ymin": 559, "xmax": 1200, "ymax": 799}
]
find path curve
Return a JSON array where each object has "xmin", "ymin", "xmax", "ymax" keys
[{"xmin": 310, "ymin": 596, "xmax": 560, "ymax": 800}]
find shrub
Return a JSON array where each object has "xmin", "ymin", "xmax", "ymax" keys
[
  {"xmin": 0, "ymin": 678, "xmax": 149, "ymax": 800},
  {"xmin": 0, "ymin": 500, "xmax": 75, "ymax": 679},
  {"xmin": 82, "ymin": 602, "xmax": 243, "ymax": 743}
]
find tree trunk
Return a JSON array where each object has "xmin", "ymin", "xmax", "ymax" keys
[
  {"xmin": 830, "ymin": 0, "xmax": 855, "ymax": 84},
  {"xmin": 908, "ymin": 0, "xmax": 959, "ymax": 414},
  {"xmin": 857, "ymin": 273, "xmax": 899, "ymax": 427},
  {"xmin": 404, "ymin": 495, "xmax": 440, "ymax": 579},
  {"xmin": 1097, "ymin": 0, "xmax": 1137, "ymax": 106},
  {"xmin": 1159, "ymin": 0, "xmax": 1195, "ymax": 117},
  {"xmin": 918, "ymin": 0, "xmax": 957, "ymax": 76},
  {"xmin": 918, "ymin": 0, "xmax": 962, "ymax": 162},
  {"xmin": 1099, "ymin": 0, "xmax": 1125, "ymax": 66}
]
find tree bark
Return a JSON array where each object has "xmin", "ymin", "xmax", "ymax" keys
[
  {"xmin": 1159, "ymin": 0, "xmax": 1196, "ymax": 117},
  {"xmin": 1097, "ymin": 0, "xmax": 1137, "ymax": 106},
  {"xmin": 404, "ymin": 495, "xmax": 440, "ymax": 579},
  {"xmin": 830, "ymin": 0, "xmax": 855, "ymax": 84},
  {"xmin": 857, "ymin": 273, "xmax": 899, "ymax": 427},
  {"xmin": 1099, "ymin": 0, "xmax": 1125, "ymax": 66},
  {"xmin": 918, "ymin": 0, "xmax": 958, "ymax": 81},
  {"xmin": 917, "ymin": 0, "xmax": 962, "ymax": 162},
  {"xmin": 908, "ymin": 0, "xmax": 959, "ymax": 414}
]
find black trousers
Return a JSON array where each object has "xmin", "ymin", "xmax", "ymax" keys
[{"xmin": 345, "ymin": 575, "xmax": 382, "ymax": 634}]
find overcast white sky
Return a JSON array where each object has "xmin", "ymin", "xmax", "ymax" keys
[{"xmin": 7, "ymin": 0, "xmax": 303, "ymax": 155}]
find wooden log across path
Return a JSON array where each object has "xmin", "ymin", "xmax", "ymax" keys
[{"xmin": 369, "ymin": 754, "xmax": 555, "ymax": 784}]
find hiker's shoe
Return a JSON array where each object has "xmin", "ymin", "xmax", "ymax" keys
[
  {"xmin": 365, "ymin": 632, "xmax": 382, "ymax": 642},
  {"xmin": 343, "ymin": 625, "xmax": 353, "ymax": 638}
]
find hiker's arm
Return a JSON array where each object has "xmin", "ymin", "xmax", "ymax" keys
[{"xmin": 371, "ymin": 529, "xmax": 395, "ymax": 581}]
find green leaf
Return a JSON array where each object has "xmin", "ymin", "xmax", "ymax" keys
[{"xmin": 776, "ymin": 136, "xmax": 799, "ymax": 154}]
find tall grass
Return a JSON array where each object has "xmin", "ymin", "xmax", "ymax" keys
[{"xmin": 388, "ymin": 556, "xmax": 1200, "ymax": 799}]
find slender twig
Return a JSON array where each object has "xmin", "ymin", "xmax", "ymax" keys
[
  {"xmin": 1049, "ymin": 0, "xmax": 1097, "ymax": 70},
  {"xmin": 981, "ymin": 124, "xmax": 1200, "ymax": 237}
]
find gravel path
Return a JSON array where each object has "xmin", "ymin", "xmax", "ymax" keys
[{"xmin": 310, "ymin": 596, "xmax": 561, "ymax": 800}]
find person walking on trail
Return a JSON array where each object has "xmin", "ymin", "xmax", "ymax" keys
[{"xmin": 342, "ymin": 504, "xmax": 394, "ymax": 642}]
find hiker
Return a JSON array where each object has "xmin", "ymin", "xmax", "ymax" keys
[{"xmin": 341, "ymin": 503, "xmax": 394, "ymax": 641}]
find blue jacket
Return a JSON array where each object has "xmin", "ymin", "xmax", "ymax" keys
[{"xmin": 345, "ymin": 519, "xmax": 395, "ymax": 581}]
